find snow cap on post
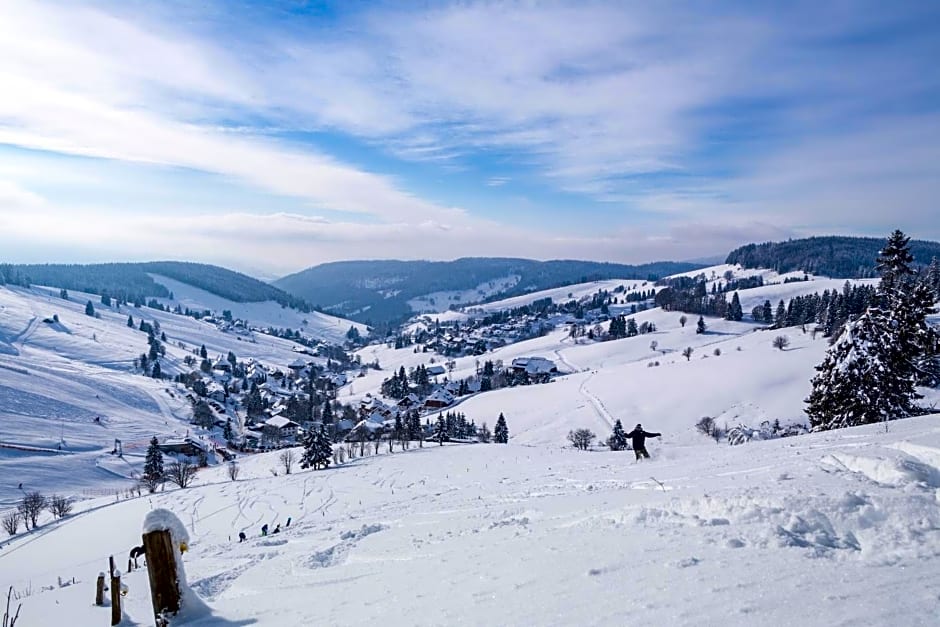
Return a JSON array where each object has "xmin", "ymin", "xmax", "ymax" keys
[{"xmin": 143, "ymin": 508, "xmax": 190, "ymax": 548}]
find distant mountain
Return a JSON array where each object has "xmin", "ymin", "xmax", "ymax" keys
[
  {"xmin": 726, "ymin": 236, "xmax": 940, "ymax": 278},
  {"xmin": 275, "ymin": 257, "xmax": 704, "ymax": 326},
  {"xmin": 0, "ymin": 261, "xmax": 314, "ymax": 312}
]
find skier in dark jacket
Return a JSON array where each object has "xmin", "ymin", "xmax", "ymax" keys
[{"xmin": 626, "ymin": 424, "xmax": 661, "ymax": 460}]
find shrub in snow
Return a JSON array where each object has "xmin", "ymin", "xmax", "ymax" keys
[
  {"xmin": 2, "ymin": 511, "xmax": 20, "ymax": 536},
  {"xmin": 607, "ymin": 420, "xmax": 628, "ymax": 451},
  {"xmin": 727, "ymin": 425, "xmax": 762, "ymax": 446},
  {"xmin": 567, "ymin": 428, "xmax": 596, "ymax": 451},
  {"xmin": 279, "ymin": 449, "xmax": 295, "ymax": 474},
  {"xmin": 695, "ymin": 417, "xmax": 723, "ymax": 442},
  {"xmin": 47, "ymin": 495, "xmax": 72, "ymax": 519},
  {"xmin": 166, "ymin": 461, "xmax": 197, "ymax": 488},
  {"xmin": 18, "ymin": 492, "xmax": 46, "ymax": 530},
  {"xmin": 772, "ymin": 335, "xmax": 790, "ymax": 350}
]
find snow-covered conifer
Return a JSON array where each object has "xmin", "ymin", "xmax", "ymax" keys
[{"xmin": 494, "ymin": 413, "xmax": 509, "ymax": 444}]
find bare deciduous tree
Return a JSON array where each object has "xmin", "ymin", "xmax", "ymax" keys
[
  {"xmin": 279, "ymin": 449, "xmax": 295, "ymax": 475},
  {"xmin": 773, "ymin": 335, "xmax": 790, "ymax": 351},
  {"xmin": 227, "ymin": 461, "xmax": 240, "ymax": 481},
  {"xmin": 166, "ymin": 461, "xmax": 197, "ymax": 488},
  {"xmin": 1, "ymin": 512, "xmax": 20, "ymax": 536},
  {"xmin": 567, "ymin": 428, "xmax": 596, "ymax": 451},
  {"xmin": 682, "ymin": 346, "xmax": 694, "ymax": 361},
  {"xmin": 47, "ymin": 495, "xmax": 73, "ymax": 519},
  {"xmin": 679, "ymin": 315, "xmax": 688, "ymax": 327},
  {"xmin": 649, "ymin": 340, "xmax": 658, "ymax": 352},
  {"xmin": 17, "ymin": 492, "xmax": 46, "ymax": 530}
]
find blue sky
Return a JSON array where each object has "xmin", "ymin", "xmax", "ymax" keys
[{"xmin": 0, "ymin": 0, "xmax": 938, "ymax": 276}]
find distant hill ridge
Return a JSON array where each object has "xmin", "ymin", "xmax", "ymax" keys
[
  {"xmin": 275, "ymin": 257, "xmax": 704, "ymax": 326},
  {"xmin": 0, "ymin": 261, "xmax": 313, "ymax": 312},
  {"xmin": 726, "ymin": 235, "xmax": 940, "ymax": 278}
]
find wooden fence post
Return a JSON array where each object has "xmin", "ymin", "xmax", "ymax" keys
[
  {"xmin": 142, "ymin": 529, "xmax": 180, "ymax": 622},
  {"xmin": 110, "ymin": 569, "xmax": 121, "ymax": 626},
  {"xmin": 95, "ymin": 572, "xmax": 105, "ymax": 606}
]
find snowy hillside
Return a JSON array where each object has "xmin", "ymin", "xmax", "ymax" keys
[
  {"xmin": 407, "ymin": 274, "xmax": 521, "ymax": 313},
  {"xmin": 2, "ymin": 263, "xmax": 938, "ymax": 625},
  {"xmin": 0, "ymin": 284, "xmax": 324, "ymax": 508},
  {"xmin": 2, "ymin": 414, "xmax": 939, "ymax": 625},
  {"xmin": 150, "ymin": 274, "xmax": 365, "ymax": 344}
]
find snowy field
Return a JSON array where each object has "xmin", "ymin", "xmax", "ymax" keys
[
  {"xmin": 1, "ymin": 265, "xmax": 939, "ymax": 625},
  {"xmin": 1, "ymin": 415, "xmax": 939, "ymax": 626}
]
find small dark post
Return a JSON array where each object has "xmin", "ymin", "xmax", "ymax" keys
[
  {"xmin": 142, "ymin": 529, "xmax": 180, "ymax": 621},
  {"xmin": 127, "ymin": 558, "xmax": 133, "ymax": 573},
  {"xmin": 95, "ymin": 572, "xmax": 105, "ymax": 606},
  {"xmin": 109, "ymin": 555, "xmax": 115, "ymax": 578},
  {"xmin": 110, "ymin": 569, "xmax": 122, "ymax": 626}
]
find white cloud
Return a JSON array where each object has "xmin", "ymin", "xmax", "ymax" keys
[
  {"xmin": 0, "ymin": 0, "xmax": 937, "ymax": 270},
  {"xmin": 0, "ymin": 1, "xmax": 461, "ymax": 224},
  {"xmin": 0, "ymin": 203, "xmax": 784, "ymax": 274}
]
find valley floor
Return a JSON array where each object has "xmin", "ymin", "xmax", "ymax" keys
[{"xmin": 2, "ymin": 415, "xmax": 939, "ymax": 626}]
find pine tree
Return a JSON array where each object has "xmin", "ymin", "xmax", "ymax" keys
[
  {"xmin": 727, "ymin": 292, "xmax": 743, "ymax": 321},
  {"xmin": 774, "ymin": 300, "xmax": 786, "ymax": 328},
  {"xmin": 142, "ymin": 437, "xmax": 164, "ymax": 493},
  {"xmin": 806, "ymin": 308, "xmax": 911, "ymax": 429},
  {"xmin": 151, "ymin": 360, "xmax": 162, "ymax": 379},
  {"xmin": 127, "ymin": 315, "xmax": 134, "ymax": 328},
  {"xmin": 200, "ymin": 344, "xmax": 208, "ymax": 359},
  {"xmin": 494, "ymin": 413, "xmax": 509, "ymax": 443},
  {"xmin": 876, "ymin": 229, "xmax": 915, "ymax": 294},
  {"xmin": 85, "ymin": 300, "xmax": 95, "ymax": 317},
  {"xmin": 626, "ymin": 318, "xmax": 638, "ymax": 337},
  {"xmin": 223, "ymin": 418, "xmax": 234, "ymax": 443},
  {"xmin": 807, "ymin": 230, "xmax": 935, "ymax": 430},
  {"xmin": 923, "ymin": 257, "xmax": 940, "ymax": 300},
  {"xmin": 695, "ymin": 316, "xmax": 706, "ymax": 334},
  {"xmin": 434, "ymin": 415, "xmax": 447, "ymax": 446},
  {"xmin": 609, "ymin": 419, "xmax": 627, "ymax": 450},
  {"xmin": 299, "ymin": 428, "xmax": 316, "ymax": 469},
  {"xmin": 300, "ymin": 426, "xmax": 332, "ymax": 470},
  {"xmin": 393, "ymin": 414, "xmax": 404, "ymax": 443},
  {"xmin": 762, "ymin": 300, "xmax": 773, "ymax": 324},
  {"xmin": 315, "ymin": 426, "xmax": 333, "ymax": 469}
]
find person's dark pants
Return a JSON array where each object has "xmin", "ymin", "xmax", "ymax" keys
[{"xmin": 634, "ymin": 447, "xmax": 650, "ymax": 460}]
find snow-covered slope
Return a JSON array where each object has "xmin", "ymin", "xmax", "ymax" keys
[
  {"xmin": 150, "ymin": 274, "xmax": 365, "ymax": 344},
  {"xmin": 407, "ymin": 274, "xmax": 522, "ymax": 313},
  {"xmin": 3, "ymin": 267, "xmax": 939, "ymax": 626},
  {"xmin": 0, "ymin": 284, "xmax": 319, "ymax": 508},
  {"xmin": 2, "ymin": 415, "xmax": 939, "ymax": 626}
]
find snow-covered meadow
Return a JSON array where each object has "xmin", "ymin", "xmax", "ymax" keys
[{"xmin": 1, "ymin": 266, "xmax": 939, "ymax": 625}]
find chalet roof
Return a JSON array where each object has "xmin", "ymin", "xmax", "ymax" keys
[
  {"xmin": 265, "ymin": 415, "xmax": 299, "ymax": 429},
  {"xmin": 425, "ymin": 388, "xmax": 454, "ymax": 404},
  {"xmin": 512, "ymin": 356, "xmax": 556, "ymax": 374}
]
